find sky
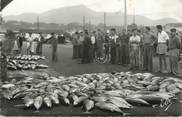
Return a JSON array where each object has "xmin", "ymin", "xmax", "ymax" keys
[{"xmin": 2, "ymin": 0, "xmax": 182, "ymax": 22}]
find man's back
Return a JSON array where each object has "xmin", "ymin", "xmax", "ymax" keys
[{"xmin": 49, "ymin": 36, "xmax": 58, "ymax": 47}]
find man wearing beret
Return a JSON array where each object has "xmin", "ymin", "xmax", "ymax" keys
[{"xmin": 168, "ymin": 28, "xmax": 181, "ymax": 75}]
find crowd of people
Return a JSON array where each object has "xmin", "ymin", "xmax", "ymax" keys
[
  {"xmin": 9, "ymin": 31, "xmax": 59, "ymax": 62},
  {"xmin": 72, "ymin": 25, "xmax": 182, "ymax": 75},
  {"xmin": 10, "ymin": 32, "xmax": 44, "ymax": 55},
  {"xmin": 5, "ymin": 25, "xmax": 182, "ymax": 76}
]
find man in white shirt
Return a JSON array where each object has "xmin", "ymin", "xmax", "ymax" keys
[
  {"xmin": 90, "ymin": 31, "xmax": 96, "ymax": 62},
  {"xmin": 26, "ymin": 33, "xmax": 32, "ymax": 55},
  {"xmin": 129, "ymin": 29, "xmax": 141, "ymax": 70},
  {"xmin": 156, "ymin": 25, "xmax": 169, "ymax": 73},
  {"xmin": 110, "ymin": 28, "xmax": 118, "ymax": 64}
]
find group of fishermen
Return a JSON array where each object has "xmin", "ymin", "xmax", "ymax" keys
[
  {"xmin": 8, "ymin": 31, "xmax": 45, "ymax": 56},
  {"xmin": 9, "ymin": 31, "xmax": 59, "ymax": 62},
  {"xmin": 72, "ymin": 25, "xmax": 181, "ymax": 75},
  {"xmin": 3, "ymin": 25, "xmax": 181, "ymax": 76}
]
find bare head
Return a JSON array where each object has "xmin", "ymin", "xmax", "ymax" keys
[
  {"xmin": 145, "ymin": 26, "xmax": 151, "ymax": 33},
  {"xmin": 110, "ymin": 28, "xmax": 116, "ymax": 35},
  {"xmin": 156, "ymin": 25, "xmax": 163, "ymax": 32}
]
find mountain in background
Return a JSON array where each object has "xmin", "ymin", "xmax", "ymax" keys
[{"xmin": 4, "ymin": 5, "xmax": 179, "ymax": 26}]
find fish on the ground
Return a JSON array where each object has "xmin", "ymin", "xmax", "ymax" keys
[
  {"xmin": 95, "ymin": 102, "xmax": 123, "ymax": 113},
  {"xmin": 43, "ymin": 97, "xmax": 52, "ymax": 107},
  {"xmin": 109, "ymin": 97, "xmax": 132, "ymax": 108},
  {"xmin": 83, "ymin": 99, "xmax": 94, "ymax": 112},
  {"xmin": 125, "ymin": 97, "xmax": 150, "ymax": 106},
  {"xmin": 73, "ymin": 96, "xmax": 88, "ymax": 106},
  {"xmin": 24, "ymin": 95, "xmax": 34, "ymax": 107},
  {"xmin": 34, "ymin": 96, "xmax": 43, "ymax": 110}
]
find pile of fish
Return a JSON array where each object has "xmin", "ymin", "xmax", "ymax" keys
[
  {"xmin": 8, "ymin": 55, "xmax": 46, "ymax": 61},
  {"xmin": 7, "ymin": 55, "xmax": 48, "ymax": 70},
  {"xmin": 1, "ymin": 72, "xmax": 182, "ymax": 114},
  {"xmin": 7, "ymin": 59, "xmax": 48, "ymax": 70}
]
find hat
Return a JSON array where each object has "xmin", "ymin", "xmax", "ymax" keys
[{"xmin": 170, "ymin": 28, "xmax": 176, "ymax": 32}]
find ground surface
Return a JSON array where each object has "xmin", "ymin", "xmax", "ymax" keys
[{"xmin": 1, "ymin": 44, "xmax": 182, "ymax": 116}]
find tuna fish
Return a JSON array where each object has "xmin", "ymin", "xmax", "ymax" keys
[
  {"xmin": 70, "ymin": 94, "xmax": 79, "ymax": 105},
  {"xmin": 34, "ymin": 96, "xmax": 43, "ymax": 110},
  {"xmin": 73, "ymin": 96, "xmax": 88, "ymax": 106},
  {"xmin": 83, "ymin": 99, "xmax": 94, "ymax": 112},
  {"xmin": 95, "ymin": 102, "xmax": 123, "ymax": 113},
  {"xmin": 103, "ymin": 90, "xmax": 125, "ymax": 97},
  {"xmin": 58, "ymin": 90, "xmax": 69, "ymax": 98},
  {"xmin": 175, "ymin": 83, "xmax": 182, "ymax": 89},
  {"xmin": 43, "ymin": 97, "xmax": 52, "ymax": 107},
  {"xmin": 125, "ymin": 97, "xmax": 150, "ymax": 106},
  {"xmin": 62, "ymin": 85, "xmax": 70, "ymax": 91},
  {"xmin": 62, "ymin": 97, "xmax": 70, "ymax": 104},
  {"xmin": 2, "ymin": 90, "xmax": 13, "ymax": 100},
  {"xmin": 24, "ymin": 96, "xmax": 34, "ymax": 107},
  {"xmin": 91, "ymin": 96, "xmax": 108, "ymax": 102},
  {"xmin": 50, "ymin": 93, "xmax": 59, "ymax": 104},
  {"xmin": 109, "ymin": 97, "xmax": 132, "ymax": 108}
]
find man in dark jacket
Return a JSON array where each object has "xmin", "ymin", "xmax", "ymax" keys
[
  {"xmin": 48, "ymin": 33, "xmax": 58, "ymax": 62},
  {"xmin": 168, "ymin": 28, "xmax": 181, "ymax": 75},
  {"xmin": 72, "ymin": 32, "xmax": 79, "ymax": 59},
  {"xmin": 18, "ymin": 33, "xmax": 24, "ymax": 54},
  {"xmin": 120, "ymin": 30, "xmax": 130, "ymax": 65},
  {"xmin": 110, "ymin": 28, "xmax": 118, "ymax": 64},
  {"xmin": 142, "ymin": 27, "xmax": 156, "ymax": 72},
  {"xmin": 37, "ymin": 33, "xmax": 44, "ymax": 55},
  {"xmin": 81, "ymin": 30, "xmax": 92, "ymax": 64}
]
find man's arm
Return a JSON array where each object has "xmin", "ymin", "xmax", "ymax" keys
[
  {"xmin": 176, "ymin": 37, "xmax": 181, "ymax": 49},
  {"xmin": 150, "ymin": 33, "xmax": 157, "ymax": 46},
  {"xmin": 164, "ymin": 32, "xmax": 170, "ymax": 46},
  {"xmin": 129, "ymin": 37, "xmax": 132, "ymax": 49},
  {"xmin": 45, "ymin": 36, "xmax": 52, "ymax": 43}
]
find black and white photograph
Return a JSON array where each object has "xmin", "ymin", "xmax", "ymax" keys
[{"xmin": 0, "ymin": 0, "xmax": 182, "ymax": 116}]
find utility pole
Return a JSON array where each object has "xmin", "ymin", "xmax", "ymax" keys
[
  {"xmin": 89, "ymin": 17, "xmax": 91, "ymax": 34},
  {"xmin": 83, "ymin": 16, "xmax": 85, "ymax": 31},
  {"xmin": 37, "ymin": 16, "xmax": 39, "ymax": 33},
  {"xmin": 104, "ymin": 12, "xmax": 106, "ymax": 33},
  {"xmin": 124, "ymin": 0, "xmax": 127, "ymax": 33},
  {"xmin": 133, "ymin": 8, "xmax": 135, "ymax": 24}
]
